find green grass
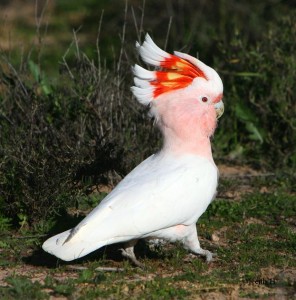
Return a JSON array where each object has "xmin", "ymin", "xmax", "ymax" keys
[{"xmin": 0, "ymin": 174, "xmax": 295, "ymax": 299}]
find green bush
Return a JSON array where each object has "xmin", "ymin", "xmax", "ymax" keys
[
  {"xmin": 215, "ymin": 15, "xmax": 296, "ymax": 166},
  {"xmin": 0, "ymin": 48, "xmax": 159, "ymax": 225}
]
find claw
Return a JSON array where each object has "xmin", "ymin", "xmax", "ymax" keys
[
  {"xmin": 205, "ymin": 250, "xmax": 213, "ymax": 262},
  {"xmin": 120, "ymin": 248, "xmax": 144, "ymax": 268}
]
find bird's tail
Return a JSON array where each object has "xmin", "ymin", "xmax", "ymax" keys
[{"xmin": 42, "ymin": 229, "xmax": 105, "ymax": 261}]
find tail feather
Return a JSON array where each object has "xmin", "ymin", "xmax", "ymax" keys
[{"xmin": 42, "ymin": 229, "xmax": 106, "ymax": 261}]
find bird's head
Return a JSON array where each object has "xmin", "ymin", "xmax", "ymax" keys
[{"xmin": 131, "ymin": 34, "xmax": 224, "ymax": 140}]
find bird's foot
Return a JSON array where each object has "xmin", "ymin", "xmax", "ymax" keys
[
  {"xmin": 186, "ymin": 249, "xmax": 216, "ymax": 263},
  {"xmin": 203, "ymin": 250, "xmax": 217, "ymax": 262},
  {"xmin": 120, "ymin": 248, "xmax": 144, "ymax": 268}
]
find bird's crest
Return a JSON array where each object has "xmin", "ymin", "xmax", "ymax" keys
[{"xmin": 131, "ymin": 34, "xmax": 208, "ymax": 105}]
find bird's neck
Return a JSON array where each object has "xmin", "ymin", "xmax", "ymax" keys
[
  {"xmin": 154, "ymin": 98, "xmax": 217, "ymax": 162},
  {"xmin": 160, "ymin": 124, "xmax": 214, "ymax": 161}
]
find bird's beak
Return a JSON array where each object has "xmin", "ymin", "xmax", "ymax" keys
[{"xmin": 214, "ymin": 101, "xmax": 224, "ymax": 119}]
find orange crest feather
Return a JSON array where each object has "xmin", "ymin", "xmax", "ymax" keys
[
  {"xmin": 131, "ymin": 34, "xmax": 210, "ymax": 105},
  {"xmin": 153, "ymin": 55, "xmax": 207, "ymax": 97}
]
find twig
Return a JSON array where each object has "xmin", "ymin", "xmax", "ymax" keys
[
  {"xmin": 221, "ymin": 173, "xmax": 275, "ymax": 178},
  {"xmin": 96, "ymin": 10, "xmax": 104, "ymax": 73},
  {"xmin": 67, "ymin": 265, "xmax": 88, "ymax": 271},
  {"xmin": 117, "ymin": 0, "xmax": 128, "ymax": 73},
  {"xmin": 67, "ymin": 265, "xmax": 124, "ymax": 272},
  {"xmin": 131, "ymin": 7, "xmax": 139, "ymax": 42},
  {"xmin": 194, "ymin": 284, "xmax": 237, "ymax": 291},
  {"xmin": 3, "ymin": 58, "xmax": 29, "ymax": 97},
  {"xmin": 35, "ymin": 0, "xmax": 50, "ymax": 67},
  {"xmin": 73, "ymin": 27, "xmax": 82, "ymax": 60},
  {"xmin": 1, "ymin": 234, "xmax": 47, "ymax": 239},
  {"xmin": 164, "ymin": 16, "xmax": 173, "ymax": 51},
  {"xmin": 95, "ymin": 267, "xmax": 124, "ymax": 272},
  {"xmin": 61, "ymin": 40, "xmax": 75, "ymax": 80},
  {"xmin": 139, "ymin": 0, "xmax": 145, "ymax": 39},
  {"xmin": 131, "ymin": 0, "xmax": 146, "ymax": 43}
]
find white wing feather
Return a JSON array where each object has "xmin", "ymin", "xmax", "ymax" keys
[{"xmin": 42, "ymin": 153, "xmax": 218, "ymax": 261}]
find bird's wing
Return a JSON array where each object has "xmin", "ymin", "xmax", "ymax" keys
[{"xmin": 42, "ymin": 154, "xmax": 218, "ymax": 261}]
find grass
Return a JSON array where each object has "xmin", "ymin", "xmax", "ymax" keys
[{"xmin": 0, "ymin": 173, "xmax": 295, "ymax": 299}]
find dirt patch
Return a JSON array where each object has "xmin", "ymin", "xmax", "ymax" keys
[
  {"xmin": 0, "ymin": 265, "xmax": 78, "ymax": 287},
  {"xmin": 260, "ymin": 267, "xmax": 296, "ymax": 284},
  {"xmin": 218, "ymin": 164, "xmax": 261, "ymax": 178}
]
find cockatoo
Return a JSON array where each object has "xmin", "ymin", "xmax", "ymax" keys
[{"xmin": 42, "ymin": 34, "xmax": 224, "ymax": 266}]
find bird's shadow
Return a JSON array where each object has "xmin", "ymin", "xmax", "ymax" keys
[{"xmin": 22, "ymin": 211, "xmax": 163, "ymax": 269}]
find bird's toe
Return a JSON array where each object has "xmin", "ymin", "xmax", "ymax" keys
[{"xmin": 120, "ymin": 248, "xmax": 144, "ymax": 268}]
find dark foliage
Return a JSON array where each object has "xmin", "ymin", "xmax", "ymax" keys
[
  {"xmin": 214, "ymin": 15, "xmax": 296, "ymax": 166},
  {"xmin": 0, "ymin": 51, "xmax": 159, "ymax": 224}
]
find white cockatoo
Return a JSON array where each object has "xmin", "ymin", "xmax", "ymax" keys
[{"xmin": 42, "ymin": 34, "xmax": 224, "ymax": 266}]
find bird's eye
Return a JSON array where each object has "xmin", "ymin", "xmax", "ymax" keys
[{"xmin": 201, "ymin": 96, "xmax": 208, "ymax": 103}]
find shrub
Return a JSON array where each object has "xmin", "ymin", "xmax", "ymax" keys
[
  {"xmin": 214, "ymin": 15, "xmax": 296, "ymax": 166},
  {"xmin": 0, "ymin": 46, "xmax": 159, "ymax": 225}
]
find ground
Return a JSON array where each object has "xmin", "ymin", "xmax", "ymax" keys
[{"xmin": 1, "ymin": 165, "xmax": 295, "ymax": 299}]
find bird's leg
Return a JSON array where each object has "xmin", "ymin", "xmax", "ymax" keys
[
  {"xmin": 182, "ymin": 225, "xmax": 216, "ymax": 263},
  {"xmin": 120, "ymin": 239, "xmax": 144, "ymax": 268}
]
